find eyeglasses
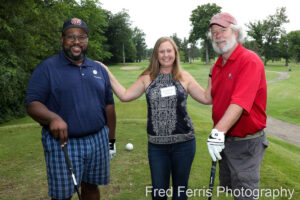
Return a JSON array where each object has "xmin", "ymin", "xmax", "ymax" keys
[
  {"xmin": 211, "ymin": 27, "xmax": 229, "ymax": 37},
  {"xmin": 64, "ymin": 34, "xmax": 88, "ymax": 43}
]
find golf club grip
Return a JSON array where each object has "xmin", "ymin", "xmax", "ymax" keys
[
  {"xmin": 62, "ymin": 146, "xmax": 73, "ymax": 170},
  {"xmin": 208, "ymin": 161, "xmax": 217, "ymax": 200}
]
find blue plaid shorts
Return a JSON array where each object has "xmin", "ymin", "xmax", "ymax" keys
[{"xmin": 41, "ymin": 126, "xmax": 110, "ymax": 199}]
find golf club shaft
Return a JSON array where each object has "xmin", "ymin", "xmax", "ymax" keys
[
  {"xmin": 208, "ymin": 161, "xmax": 217, "ymax": 200},
  {"xmin": 62, "ymin": 146, "xmax": 82, "ymax": 200}
]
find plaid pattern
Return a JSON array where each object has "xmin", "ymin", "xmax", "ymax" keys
[{"xmin": 42, "ymin": 126, "xmax": 110, "ymax": 199}]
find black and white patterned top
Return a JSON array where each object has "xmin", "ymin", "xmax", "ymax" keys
[{"xmin": 145, "ymin": 72, "xmax": 195, "ymax": 144}]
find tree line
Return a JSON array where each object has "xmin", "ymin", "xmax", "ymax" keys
[
  {"xmin": 189, "ymin": 4, "xmax": 300, "ymax": 66},
  {"xmin": 0, "ymin": 0, "xmax": 148, "ymax": 123},
  {"xmin": 1, "ymin": 1, "xmax": 300, "ymax": 123}
]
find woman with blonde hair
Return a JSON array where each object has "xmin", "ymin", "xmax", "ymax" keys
[{"xmin": 101, "ymin": 36, "xmax": 211, "ymax": 200}]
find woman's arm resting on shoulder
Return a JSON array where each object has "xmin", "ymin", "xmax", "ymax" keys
[
  {"xmin": 186, "ymin": 72, "xmax": 212, "ymax": 105},
  {"xmin": 96, "ymin": 61, "xmax": 146, "ymax": 102}
]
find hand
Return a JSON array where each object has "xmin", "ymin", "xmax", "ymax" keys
[
  {"xmin": 109, "ymin": 139, "xmax": 116, "ymax": 159},
  {"xmin": 49, "ymin": 117, "xmax": 68, "ymax": 147},
  {"xmin": 207, "ymin": 129, "xmax": 225, "ymax": 162}
]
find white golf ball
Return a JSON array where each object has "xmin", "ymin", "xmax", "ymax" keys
[{"xmin": 126, "ymin": 143, "xmax": 133, "ymax": 151}]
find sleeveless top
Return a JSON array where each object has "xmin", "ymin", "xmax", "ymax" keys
[{"xmin": 145, "ymin": 72, "xmax": 195, "ymax": 144}]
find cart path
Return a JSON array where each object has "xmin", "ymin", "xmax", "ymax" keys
[
  {"xmin": 266, "ymin": 71, "xmax": 290, "ymax": 84},
  {"xmin": 265, "ymin": 117, "xmax": 300, "ymax": 146},
  {"xmin": 266, "ymin": 71, "xmax": 300, "ymax": 146}
]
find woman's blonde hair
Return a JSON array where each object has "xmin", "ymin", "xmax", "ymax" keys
[{"xmin": 141, "ymin": 37, "xmax": 182, "ymax": 81}]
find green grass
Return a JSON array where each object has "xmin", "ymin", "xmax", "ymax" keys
[
  {"xmin": 265, "ymin": 71, "xmax": 280, "ymax": 81},
  {"xmin": 0, "ymin": 124, "xmax": 48, "ymax": 199},
  {"xmin": 253, "ymin": 60, "xmax": 300, "ymax": 124},
  {"xmin": 267, "ymin": 71, "xmax": 300, "ymax": 124},
  {"xmin": 0, "ymin": 100, "xmax": 299, "ymax": 199},
  {"xmin": 0, "ymin": 115, "xmax": 35, "ymax": 127},
  {"xmin": 265, "ymin": 60, "xmax": 300, "ymax": 72},
  {"xmin": 0, "ymin": 60, "xmax": 299, "ymax": 199}
]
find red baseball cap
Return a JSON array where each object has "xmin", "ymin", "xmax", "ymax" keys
[{"xmin": 209, "ymin": 12, "xmax": 237, "ymax": 27}]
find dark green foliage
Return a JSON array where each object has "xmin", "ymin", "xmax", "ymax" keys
[
  {"xmin": 246, "ymin": 7, "xmax": 289, "ymax": 66},
  {"xmin": 199, "ymin": 39, "xmax": 216, "ymax": 62},
  {"xmin": 189, "ymin": 42, "xmax": 201, "ymax": 63},
  {"xmin": 73, "ymin": 0, "xmax": 112, "ymax": 60},
  {"xmin": 0, "ymin": 66, "xmax": 29, "ymax": 123},
  {"xmin": 278, "ymin": 34, "xmax": 290, "ymax": 66},
  {"xmin": 287, "ymin": 30, "xmax": 300, "ymax": 62},
  {"xmin": 189, "ymin": 3, "xmax": 221, "ymax": 65},
  {"xmin": 244, "ymin": 40, "xmax": 261, "ymax": 56},
  {"xmin": 104, "ymin": 10, "xmax": 137, "ymax": 63},
  {"xmin": 170, "ymin": 33, "xmax": 182, "ymax": 50},
  {"xmin": 181, "ymin": 38, "xmax": 189, "ymax": 63},
  {"xmin": 0, "ymin": 0, "xmax": 146, "ymax": 122},
  {"xmin": 170, "ymin": 34, "xmax": 202, "ymax": 63},
  {"xmin": 132, "ymin": 27, "xmax": 147, "ymax": 62}
]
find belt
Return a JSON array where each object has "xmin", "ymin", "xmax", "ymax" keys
[{"xmin": 226, "ymin": 130, "xmax": 264, "ymax": 142}]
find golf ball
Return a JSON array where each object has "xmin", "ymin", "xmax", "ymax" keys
[{"xmin": 126, "ymin": 143, "xmax": 133, "ymax": 151}]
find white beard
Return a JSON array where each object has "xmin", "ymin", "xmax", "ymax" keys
[{"xmin": 212, "ymin": 34, "xmax": 237, "ymax": 54}]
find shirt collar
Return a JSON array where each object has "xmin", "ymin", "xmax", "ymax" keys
[{"xmin": 215, "ymin": 44, "xmax": 243, "ymax": 68}]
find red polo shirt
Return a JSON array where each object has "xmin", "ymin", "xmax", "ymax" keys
[{"xmin": 211, "ymin": 44, "xmax": 267, "ymax": 137}]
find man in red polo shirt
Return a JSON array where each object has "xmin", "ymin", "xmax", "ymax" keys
[{"xmin": 206, "ymin": 12, "xmax": 269, "ymax": 199}]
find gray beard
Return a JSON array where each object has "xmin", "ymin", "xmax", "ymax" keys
[{"xmin": 212, "ymin": 34, "xmax": 236, "ymax": 54}]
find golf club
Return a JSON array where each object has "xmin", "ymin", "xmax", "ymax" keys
[
  {"xmin": 62, "ymin": 145, "xmax": 82, "ymax": 200},
  {"xmin": 208, "ymin": 161, "xmax": 217, "ymax": 200}
]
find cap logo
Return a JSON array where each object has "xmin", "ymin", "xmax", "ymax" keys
[{"xmin": 71, "ymin": 18, "xmax": 82, "ymax": 25}]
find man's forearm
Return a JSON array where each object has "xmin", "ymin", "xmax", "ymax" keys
[
  {"xmin": 26, "ymin": 101, "xmax": 61, "ymax": 125},
  {"xmin": 106, "ymin": 104, "xmax": 116, "ymax": 139},
  {"xmin": 214, "ymin": 104, "xmax": 243, "ymax": 133}
]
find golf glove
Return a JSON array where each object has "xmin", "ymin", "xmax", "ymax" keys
[
  {"xmin": 109, "ymin": 139, "xmax": 116, "ymax": 160},
  {"xmin": 207, "ymin": 129, "xmax": 225, "ymax": 162}
]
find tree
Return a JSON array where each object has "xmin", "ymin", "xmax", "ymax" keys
[
  {"xmin": 189, "ymin": 3, "xmax": 221, "ymax": 65},
  {"xmin": 287, "ymin": 30, "xmax": 300, "ymax": 63},
  {"xmin": 132, "ymin": 27, "xmax": 147, "ymax": 62},
  {"xmin": 245, "ymin": 21, "xmax": 265, "ymax": 57},
  {"xmin": 199, "ymin": 39, "xmax": 216, "ymax": 63},
  {"xmin": 146, "ymin": 48, "xmax": 153, "ymax": 60},
  {"xmin": 0, "ymin": 0, "xmax": 111, "ymax": 122},
  {"xmin": 0, "ymin": 0, "xmax": 70, "ymax": 72},
  {"xmin": 0, "ymin": 0, "xmax": 149, "ymax": 122},
  {"xmin": 189, "ymin": 42, "xmax": 201, "ymax": 63},
  {"xmin": 170, "ymin": 33, "xmax": 182, "ymax": 50},
  {"xmin": 105, "ymin": 10, "xmax": 136, "ymax": 64},
  {"xmin": 247, "ymin": 7, "xmax": 289, "ymax": 66},
  {"xmin": 181, "ymin": 38, "xmax": 189, "ymax": 63},
  {"xmin": 75, "ymin": 0, "xmax": 111, "ymax": 61},
  {"xmin": 0, "ymin": 0, "xmax": 68, "ymax": 121},
  {"xmin": 278, "ymin": 34, "xmax": 290, "ymax": 66},
  {"xmin": 243, "ymin": 40, "xmax": 261, "ymax": 56}
]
